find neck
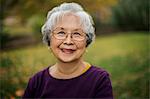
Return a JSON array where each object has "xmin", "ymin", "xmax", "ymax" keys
[{"xmin": 55, "ymin": 59, "xmax": 85, "ymax": 75}]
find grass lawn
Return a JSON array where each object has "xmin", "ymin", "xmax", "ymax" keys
[{"xmin": 0, "ymin": 32, "xmax": 149, "ymax": 98}]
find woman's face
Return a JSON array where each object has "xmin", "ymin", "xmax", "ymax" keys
[{"xmin": 50, "ymin": 13, "xmax": 87, "ymax": 63}]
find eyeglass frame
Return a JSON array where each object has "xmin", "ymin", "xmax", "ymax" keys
[{"xmin": 51, "ymin": 27, "xmax": 87, "ymax": 41}]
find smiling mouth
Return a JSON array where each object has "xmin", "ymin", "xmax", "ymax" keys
[{"xmin": 60, "ymin": 48, "xmax": 76, "ymax": 54}]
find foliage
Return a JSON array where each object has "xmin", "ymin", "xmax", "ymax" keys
[
  {"xmin": 111, "ymin": 0, "xmax": 149, "ymax": 31},
  {"xmin": 0, "ymin": 33, "xmax": 8, "ymax": 49},
  {"xmin": 0, "ymin": 30, "xmax": 10, "ymax": 49},
  {"xmin": 0, "ymin": 56, "xmax": 13, "ymax": 68},
  {"xmin": 27, "ymin": 15, "xmax": 45, "ymax": 40},
  {"xmin": 0, "ymin": 32, "xmax": 149, "ymax": 98},
  {"xmin": 2, "ymin": 0, "xmax": 118, "ymax": 23}
]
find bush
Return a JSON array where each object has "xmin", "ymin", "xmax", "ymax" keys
[
  {"xmin": 0, "ymin": 57, "xmax": 13, "ymax": 68},
  {"xmin": 0, "ymin": 25, "xmax": 10, "ymax": 49},
  {"xmin": 0, "ymin": 31, "xmax": 10, "ymax": 49},
  {"xmin": 27, "ymin": 15, "xmax": 45, "ymax": 40},
  {"xmin": 111, "ymin": 0, "xmax": 149, "ymax": 31}
]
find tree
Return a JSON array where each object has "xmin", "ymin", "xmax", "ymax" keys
[{"xmin": 111, "ymin": 0, "xmax": 149, "ymax": 31}]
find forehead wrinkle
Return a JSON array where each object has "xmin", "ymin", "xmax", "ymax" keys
[
  {"xmin": 54, "ymin": 12, "xmax": 83, "ymax": 28},
  {"xmin": 54, "ymin": 26, "xmax": 83, "ymax": 32}
]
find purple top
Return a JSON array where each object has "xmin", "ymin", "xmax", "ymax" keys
[{"xmin": 23, "ymin": 66, "xmax": 113, "ymax": 98}]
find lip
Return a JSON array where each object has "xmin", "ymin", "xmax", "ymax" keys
[{"xmin": 60, "ymin": 48, "xmax": 76, "ymax": 54}]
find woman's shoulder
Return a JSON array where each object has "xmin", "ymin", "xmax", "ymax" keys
[
  {"xmin": 90, "ymin": 66, "xmax": 110, "ymax": 75},
  {"xmin": 29, "ymin": 66, "xmax": 50, "ymax": 81},
  {"xmin": 87, "ymin": 65, "xmax": 111, "ymax": 80}
]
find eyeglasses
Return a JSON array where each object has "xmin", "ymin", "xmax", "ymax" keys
[{"xmin": 52, "ymin": 28, "xmax": 86, "ymax": 41}]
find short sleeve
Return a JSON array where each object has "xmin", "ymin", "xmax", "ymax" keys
[
  {"xmin": 94, "ymin": 72, "xmax": 113, "ymax": 99},
  {"xmin": 22, "ymin": 77, "xmax": 36, "ymax": 98}
]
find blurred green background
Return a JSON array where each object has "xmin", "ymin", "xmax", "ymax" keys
[{"xmin": 0, "ymin": 0, "xmax": 149, "ymax": 98}]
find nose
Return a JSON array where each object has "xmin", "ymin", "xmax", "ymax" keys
[{"xmin": 63, "ymin": 33, "xmax": 74, "ymax": 45}]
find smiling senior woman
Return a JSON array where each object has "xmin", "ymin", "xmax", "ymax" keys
[{"xmin": 23, "ymin": 2, "xmax": 113, "ymax": 98}]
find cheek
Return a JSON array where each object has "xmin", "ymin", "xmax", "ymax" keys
[
  {"xmin": 76, "ymin": 41, "xmax": 87, "ymax": 52},
  {"xmin": 50, "ymin": 38, "xmax": 61, "ymax": 50},
  {"xmin": 78, "ymin": 39, "xmax": 86, "ymax": 48},
  {"xmin": 50, "ymin": 37, "xmax": 60, "ymax": 45}
]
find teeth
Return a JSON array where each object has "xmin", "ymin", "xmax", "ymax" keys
[{"xmin": 61, "ymin": 49, "xmax": 75, "ymax": 54}]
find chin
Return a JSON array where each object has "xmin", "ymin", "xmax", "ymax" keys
[
  {"xmin": 58, "ymin": 57, "xmax": 79, "ymax": 63},
  {"xmin": 57, "ymin": 53, "xmax": 83, "ymax": 63}
]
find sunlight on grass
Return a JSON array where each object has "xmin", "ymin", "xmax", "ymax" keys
[{"xmin": 85, "ymin": 33, "xmax": 148, "ymax": 64}]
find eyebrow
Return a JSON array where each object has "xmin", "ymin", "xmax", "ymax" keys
[{"xmin": 54, "ymin": 27, "xmax": 82, "ymax": 31}]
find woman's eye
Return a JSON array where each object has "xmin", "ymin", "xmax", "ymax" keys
[
  {"xmin": 73, "ymin": 32, "xmax": 81, "ymax": 36},
  {"xmin": 57, "ymin": 31, "xmax": 65, "ymax": 35}
]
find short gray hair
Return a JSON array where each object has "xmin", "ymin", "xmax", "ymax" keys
[{"xmin": 41, "ymin": 2, "xmax": 95, "ymax": 47}]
